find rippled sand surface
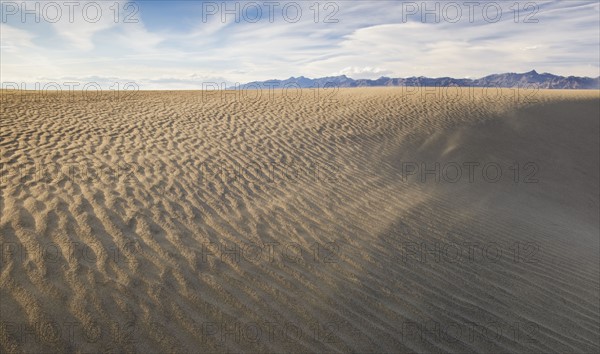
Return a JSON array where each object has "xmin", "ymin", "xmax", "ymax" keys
[{"xmin": 1, "ymin": 88, "xmax": 599, "ymax": 353}]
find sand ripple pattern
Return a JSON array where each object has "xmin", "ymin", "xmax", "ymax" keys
[{"xmin": 1, "ymin": 88, "xmax": 598, "ymax": 353}]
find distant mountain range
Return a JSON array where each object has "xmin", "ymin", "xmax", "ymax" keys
[{"xmin": 233, "ymin": 70, "xmax": 600, "ymax": 90}]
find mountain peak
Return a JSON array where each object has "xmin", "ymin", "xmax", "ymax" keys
[{"xmin": 234, "ymin": 71, "xmax": 599, "ymax": 90}]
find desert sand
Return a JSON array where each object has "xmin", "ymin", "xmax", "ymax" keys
[{"xmin": 1, "ymin": 87, "xmax": 599, "ymax": 353}]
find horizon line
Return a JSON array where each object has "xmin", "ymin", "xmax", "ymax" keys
[{"xmin": 2, "ymin": 70, "xmax": 599, "ymax": 91}]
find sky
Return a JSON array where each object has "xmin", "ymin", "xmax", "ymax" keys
[{"xmin": 1, "ymin": 0, "xmax": 599, "ymax": 89}]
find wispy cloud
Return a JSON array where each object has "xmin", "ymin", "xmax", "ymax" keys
[{"xmin": 1, "ymin": 0, "xmax": 598, "ymax": 88}]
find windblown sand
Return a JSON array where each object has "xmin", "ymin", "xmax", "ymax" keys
[{"xmin": 1, "ymin": 88, "xmax": 599, "ymax": 353}]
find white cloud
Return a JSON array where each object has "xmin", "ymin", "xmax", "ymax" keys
[
  {"xmin": 0, "ymin": 23, "xmax": 35, "ymax": 52},
  {"xmin": 1, "ymin": 0, "xmax": 598, "ymax": 88},
  {"xmin": 50, "ymin": 3, "xmax": 119, "ymax": 50},
  {"xmin": 337, "ymin": 66, "xmax": 394, "ymax": 79}
]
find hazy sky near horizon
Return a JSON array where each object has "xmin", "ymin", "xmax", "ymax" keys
[{"xmin": 1, "ymin": 0, "xmax": 599, "ymax": 89}]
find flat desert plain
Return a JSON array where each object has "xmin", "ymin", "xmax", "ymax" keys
[{"xmin": 1, "ymin": 88, "xmax": 599, "ymax": 353}]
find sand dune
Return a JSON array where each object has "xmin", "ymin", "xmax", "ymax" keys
[{"xmin": 1, "ymin": 88, "xmax": 598, "ymax": 353}]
